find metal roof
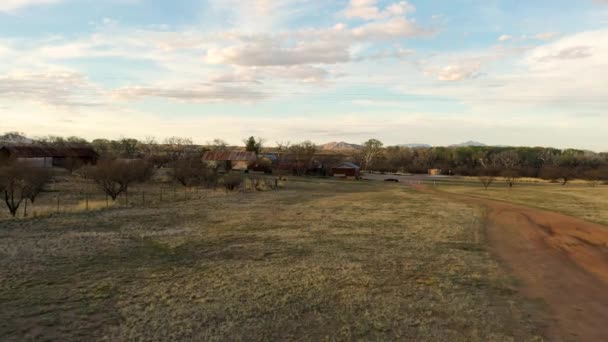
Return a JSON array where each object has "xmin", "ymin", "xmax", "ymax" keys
[
  {"xmin": 332, "ymin": 162, "xmax": 361, "ymax": 169},
  {"xmin": 0, "ymin": 145, "xmax": 99, "ymax": 158},
  {"xmin": 202, "ymin": 151, "xmax": 257, "ymax": 162}
]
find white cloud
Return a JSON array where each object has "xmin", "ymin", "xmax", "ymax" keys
[
  {"xmin": 434, "ymin": 64, "xmax": 482, "ymax": 81},
  {"xmin": 0, "ymin": 70, "xmax": 100, "ymax": 107},
  {"xmin": 344, "ymin": 0, "xmax": 415, "ymax": 20},
  {"xmin": 211, "ymin": 65, "xmax": 332, "ymax": 84},
  {"xmin": 535, "ymin": 32, "xmax": 560, "ymax": 41},
  {"xmin": 206, "ymin": 41, "xmax": 351, "ymax": 66},
  {"xmin": 498, "ymin": 34, "xmax": 512, "ymax": 42},
  {"xmin": 0, "ymin": 0, "xmax": 65, "ymax": 12},
  {"xmin": 352, "ymin": 17, "xmax": 421, "ymax": 39},
  {"xmin": 112, "ymin": 84, "xmax": 268, "ymax": 103}
]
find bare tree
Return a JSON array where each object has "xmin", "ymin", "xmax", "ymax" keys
[
  {"xmin": 141, "ymin": 136, "xmax": 161, "ymax": 157},
  {"xmin": 501, "ymin": 168, "xmax": 520, "ymax": 188},
  {"xmin": 172, "ymin": 158, "xmax": 217, "ymax": 188},
  {"xmin": 540, "ymin": 165, "xmax": 577, "ymax": 186},
  {"xmin": 494, "ymin": 151, "xmax": 521, "ymax": 188},
  {"xmin": 274, "ymin": 141, "xmax": 291, "ymax": 174},
  {"xmin": 63, "ymin": 157, "xmax": 84, "ymax": 174},
  {"xmin": 23, "ymin": 167, "xmax": 52, "ymax": 203},
  {"xmin": 477, "ymin": 167, "xmax": 498, "ymax": 190},
  {"xmin": 494, "ymin": 150, "xmax": 520, "ymax": 170},
  {"xmin": 147, "ymin": 154, "xmax": 171, "ymax": 169},
  {"xmin": 289, "ymin": 141, "xmax": 318, "ymax": 176},
  {"xmin": 208, "ymin": 139, "xmax": 229, "ymax": 151},
  {"xmin": 85, "ymin": 160, "xmax": 153, "ymax": 201},
  {"xmin": 164, "ymin": 137, "xmax": 194, "ymax": 162},
  {"xmin": 360, "ymin": 139, "xmax": 384, "ymax": 171},
  {"xmin": 0, "ymin": 163, "xmax": 52, "ymax": 217}
]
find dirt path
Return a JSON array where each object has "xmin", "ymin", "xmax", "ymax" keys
[{"xmin": 419, "ymin": 186, "xmax": 608, "ymax": 341}]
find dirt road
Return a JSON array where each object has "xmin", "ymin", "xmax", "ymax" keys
[{"xmin": 422, "ymin": 187, "xmax": 608, "ymax": 341}]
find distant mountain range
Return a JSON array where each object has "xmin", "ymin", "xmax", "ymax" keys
[
  {"xmin": 448, "ymin": 141, "xmax": 488, "ymax": 147},
  {"xmin": 0, "ymin": 132, "xmax": 33, "ymax": 145},
  {"xmin": 320, "ymin": 142, "xmax": 363, "ymax": 150},
  {"xmin": 397, "ymin": 143, "xmax": 432, "ymax": 148},
  {"xmin": 320, "ymin": 141, "xmax": 491, "ymax": 150}
]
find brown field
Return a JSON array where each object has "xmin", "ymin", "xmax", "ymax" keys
[
  {"xmin": 0, "ymin": 178, "xmax": 543, "ymax": 341},
  {"xmin": 439, "ymin": 182, "xmax": 608, "ymax": 226}
]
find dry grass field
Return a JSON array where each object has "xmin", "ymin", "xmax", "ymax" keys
[
  {"xmin": 439, "ymin": 183, "xmax": 608, "ymax": 226},
  {"xmin": 0, "ymin": 178, "xmax": 543, "ymax": 341}
]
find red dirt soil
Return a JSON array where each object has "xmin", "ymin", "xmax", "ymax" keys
[{"xmin": 419, "ymin": 186, "xmax": 608, "ymax": 341}]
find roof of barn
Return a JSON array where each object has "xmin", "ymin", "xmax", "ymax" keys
[
  {"xmin": 332, "ymin": 162, "xmax": 361, "ymax": 170},
  {"xmin": 201, "ymin": 151, "xmax": 257, "ymax": 162},
  {"xmin": 0, "ymin": 145, "xmax": 99, "ymax": 158}
]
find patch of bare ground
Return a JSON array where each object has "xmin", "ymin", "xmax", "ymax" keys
[{"xmin": 425, "ymin": 186, "xmax": 608, "ymax": 341}]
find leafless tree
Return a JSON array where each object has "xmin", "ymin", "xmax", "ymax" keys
[
  {"xmin": 141, "ymin": 136, "xmax": 161, "ymax": 156},
  {"xmin": 540, "ymin": 165, "xmax": 577, "ymax": 186},
  {"xmin": 477, "ymin": 167, "xmax": 498, "ymax": 190},
  {"xmin": 172, "ymin": 158, "xmax": 217, "ymax": 188},
  {"xmin": 494, "ymin": 150, "xmax": 520, "ymax": 170},
  {"xmin": 501, "ymin": 168, "xmax": 520, "ymax": 188},
  {"xmin": 164, "ymin": 137, "xmax": 194, "ymax": 162},
  {"xmin": 0, "ymin": 163, "xmax": 52, "ymax": 217},
  {"xmin": 208, "ymin": 139, "xmax": 229, "ymax": 151},
  {"xmin": 63, "ymin": 157, "xmax": 84, "ymax": 174},
  {"xmin": 147, "ymin": 154, "xmax": 171, "ymax": 169},
  {"xmin": 289, "ymin": 141, "xmax": 318, "ymax": 176},
  {"xmin": 85, "ymin": 160, "xmax": 153, "ymax": 201},
  {"xmin": 360, "ymin": 139, "xmax": 384, "ymax": 171}
]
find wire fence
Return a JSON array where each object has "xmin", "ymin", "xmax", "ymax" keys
[{"xmin": 4, "ymin": 185, "xmax": 226, "ymax": 220}]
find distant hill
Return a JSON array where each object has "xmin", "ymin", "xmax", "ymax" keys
[
  {"xmin": 0, "ymin": 132, "xmax": 33, "ymax": 145},
  {"xmin": 449, "ymin": 141, "xmax": 487, "ymax": 147},
  {"xmin": 397, "ymin": 143, "xmax": 432, "ymax": 148},
  {"xmin": 320, "ymin": 142, "xmax": 363, "ymax": 151}
]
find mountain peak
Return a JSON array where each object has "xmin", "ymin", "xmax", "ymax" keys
[{"xmin": 320, "ymin": 142, "xmax": 363, "ymax": 150}]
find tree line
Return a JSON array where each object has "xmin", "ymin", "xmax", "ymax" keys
[{"xmin": 1, "ymin": 133, "xmax": 607, "ymax": 217}]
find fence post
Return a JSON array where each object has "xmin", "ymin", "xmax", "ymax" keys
[{"xmin": 23, "ymin": 199, "xmax": 28, "ymax": 218}]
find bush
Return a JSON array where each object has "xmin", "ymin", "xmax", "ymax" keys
[
  {"xmin": 223, "ymin": 173, "xmax": 243, "ymax": 191},
  {"xmin": 172, "ymin": 159, "xmax": 218, "ymax": 188}
]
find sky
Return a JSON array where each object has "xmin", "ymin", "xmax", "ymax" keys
[{"xmin": 0, "ymin": 0, "xmax": 607, "ymax": 151}]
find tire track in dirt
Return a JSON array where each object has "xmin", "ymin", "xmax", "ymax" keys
[{"xmin": 416, "ymin": 186, "xmax": 608, "ymax": 341}]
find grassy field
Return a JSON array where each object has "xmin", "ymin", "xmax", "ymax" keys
[
  {"xmin": 0, "ymin": 178, "xmax": 542, "ymax": 341},
  {"xmin": 439, "ymin": 182, "xmax": 608, "ymax": 226}
]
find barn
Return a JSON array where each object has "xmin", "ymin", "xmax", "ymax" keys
[
  {"xmin": 331, "ymin": 162, "xmax": 361, "ymax": 178},
  {"xmin": 0, "ymin": 146, "xmax": 99, "ymax": 168},
  {"xmin": 202, "ymin": 151, "xmax": 257, "ymax": 172}
]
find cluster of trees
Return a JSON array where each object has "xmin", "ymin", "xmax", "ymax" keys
[{"xmin": 354, "ymin": 140, "xmax": 608, "ymax": 186}]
